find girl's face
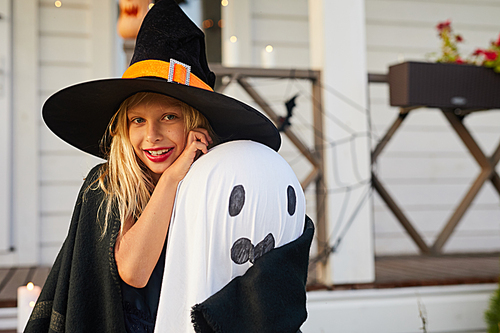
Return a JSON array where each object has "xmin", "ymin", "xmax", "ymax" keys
[{"xmin": 128, "ymin": 100, "xmax": 187, "ymax": 181}]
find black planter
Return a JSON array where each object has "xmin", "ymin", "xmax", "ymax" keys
[{"xmin": 388, "ymin": 61, "xmax": 500, "ymax": 109}]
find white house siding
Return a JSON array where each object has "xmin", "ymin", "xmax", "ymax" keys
[
  {"xmin": 38, "ymin": 0, "xmax": 114, "ymax": 265},
  {"xmin": 221, "ymin": 0, "xmax": 317, "ymax": 223},
  {"xmin": 9, "ymin": 0, "xmax": 498, "ymax": 268},
  {"xmin": 365, "ymin": 0, "xmax": 500, "ymax": 255},
  {"xmin": 37, "ymin": 0, "xmax": 313, "ymax": 266}
]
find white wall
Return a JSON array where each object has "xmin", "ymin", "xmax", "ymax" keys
[
  {"xmin": 221, "ymin": 0, "xmax": 318, "ymax": 220},
  {"xmin": 5, "ymin": 0, "xmax": 499, "ymax": 268},
  {"xmin": 38, "ymin": 0, "xmax": 115, "ymax": 265},
  {"xmin": 303, "ymin": 284, "xmax": 496, "ymax": 333},
  {"xmin": 0, "ymin": 0, "xmax": 115, "ymax": 267},
  {"xmin": 366, "ymin": 0, "xmax": 500, "ymax": 255}
]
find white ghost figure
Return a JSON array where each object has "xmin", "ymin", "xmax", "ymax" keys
[{"xmin": 155, "ymin": 140, "xmax": 306, "ymax": 333}]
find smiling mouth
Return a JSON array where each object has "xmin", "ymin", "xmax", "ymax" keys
[{"xmin": 145, "ymin": 148, "xmax": 173, "ymax": 156}]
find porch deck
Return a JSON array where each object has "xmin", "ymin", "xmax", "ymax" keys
[
  {"xmin": 311, "ymin": 253, "xmax": 499, "ymax": 290},
  {"xmin": 1, "ymin": 253, "xmax": 498, "ymax": 307},
  {"xmin": 0, "ymin": 255, "xmax": 498, "ymax": 332}
]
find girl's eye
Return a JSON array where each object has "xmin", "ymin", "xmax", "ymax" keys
[
  {"xmin": 131, "ymin": 118, "xmax": 145, "ymax": 124},
  {"xmin": 164, "ymin": 114, "xmax": 176, "ymax": 121}
]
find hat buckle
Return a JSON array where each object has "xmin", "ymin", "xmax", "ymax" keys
[{"xmin": 168, "ymin": 58, "xmax": 191, "ymax": 86}]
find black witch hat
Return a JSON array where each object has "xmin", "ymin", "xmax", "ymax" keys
[{"xmin": 42, "ymin": 0, "xmax": 280, "ymax": 159}]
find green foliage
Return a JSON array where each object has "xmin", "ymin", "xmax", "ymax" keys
[{"xmin": 485, "ymin": 281, "xmax": 500, "ymax": 333}]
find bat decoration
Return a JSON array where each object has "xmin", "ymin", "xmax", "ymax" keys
[{"xmin": 278, "ymin": 94, "xmax": 299, "ymax": 132}]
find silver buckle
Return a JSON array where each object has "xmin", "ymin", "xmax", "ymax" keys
[{"xmin": 168, "ymin": 58, "xmax": 191, "ymax": 86}]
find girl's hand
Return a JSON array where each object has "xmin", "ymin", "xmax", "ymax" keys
[{"xmin": 161, "ymin": 128, "xmax": 212, "ymax": 184}]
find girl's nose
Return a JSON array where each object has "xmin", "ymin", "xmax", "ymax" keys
[{"xmin": 146, "ymin": 122, "xmax": 163, "ymax": 142}]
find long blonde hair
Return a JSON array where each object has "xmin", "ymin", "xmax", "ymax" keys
[{"xmin": 95, "ymin": 92, "xmax": 216, "ymax": 235}]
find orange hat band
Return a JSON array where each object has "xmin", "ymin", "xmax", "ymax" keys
[{"xmin": 122, "ymin": 59, "xmax": 213, "ymax": 92}]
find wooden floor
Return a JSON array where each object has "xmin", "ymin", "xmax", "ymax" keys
[
  {"xmin": 310, "ymin": 253, "xmax": 499, "ymax": 290},
  {"xmin": 375, "ymin": 253, "xmax": 499, "ymax": 287},
  {"xmin": 0, "ymin": 254, "xmax": 498, "ymax": 332},
  {"xmin": 1, "ymin": 254, "xmax": 499, "ymax": 305},
  {"xmin": 0, "ymin": 266, "xmax": 50, "ymax": 308}
]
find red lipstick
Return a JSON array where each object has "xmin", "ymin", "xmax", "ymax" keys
[{"xmin": 143, "ymin": 147, "xmax": 173, "ymax": 163}]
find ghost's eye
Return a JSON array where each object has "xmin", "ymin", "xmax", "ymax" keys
[
  {"xmin": 287, "ymin": 185, "xmax": 296, "ymax": 216},
  {"xmin": 229, "ymin": 185, "xmax": 245, "ymax": 217}
]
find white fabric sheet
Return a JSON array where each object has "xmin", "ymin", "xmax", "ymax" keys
[{"xmin": 154, "ymin": 140, "xmax": 305, "ymax": 332}]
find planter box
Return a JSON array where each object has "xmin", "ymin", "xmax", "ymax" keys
[{"xmin": 388, "ymin": 61, "xmax": 500, "ymax": 109}]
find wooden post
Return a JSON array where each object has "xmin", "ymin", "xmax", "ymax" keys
[
  {"xmin": 211, "ymin": 65, "xmax": 327, "ymax": 284},
  {"xmin": 312, "ymin": 71, "xmax": 329, "ymax": 283}
]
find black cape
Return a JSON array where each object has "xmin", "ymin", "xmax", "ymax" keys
[{"xmin": 25, "ymin": 164, "xmax": 314, "ymax": 333}]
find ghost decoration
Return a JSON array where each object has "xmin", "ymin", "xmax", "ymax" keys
[
  {"xmin": 117, "ymin": 0, "xmax": 150, "ymax": 39},
  {"xmin": 155, "ymin": 140, "xmax": 306, "ymax": 333}
]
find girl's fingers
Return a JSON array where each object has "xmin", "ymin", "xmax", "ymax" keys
[
  {"xmin": 188, "ymin": 128, "xmax": 212, "ymax": 144},
  {"xmin": 192, "ymin": 132, "xmax": 209, "ymax": 146},
  {"xmin": 162, "ymin": 129, "xmax": 211, "ymax": 182},
  {"xmin": 187, "ymin": 140, "xmax": 208, "ymax": 155}
]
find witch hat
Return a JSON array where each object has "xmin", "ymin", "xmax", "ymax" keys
[{"xmin": 42, "ymin": 0, "xmax": 280, "ymax": 159}]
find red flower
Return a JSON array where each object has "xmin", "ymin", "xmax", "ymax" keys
[
  {"xmin": 483, "ymin": 50, "xmax": 498, "ymax": 61},
  {"xmin": 436, "ymin": 20, "xmax": 451, "ymax": 31},
  {"xmin": 455, "ymin": 34, "xmax": 463, "ymax": 42},
  {"xmin": 473, "ymin": 48, "xmax": 484, "ymax": 56},
  {"xmin": 496, "ymin": 33, "xmax": 500, "ymax": 47},
  {"xmin": 455, "ymin": 57, "xmax": 464, "ymax": 64}
]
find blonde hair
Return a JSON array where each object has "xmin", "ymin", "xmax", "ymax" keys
[{"xmin": 95, "ymin": 92, "xmax": 216, "ymax": 235}]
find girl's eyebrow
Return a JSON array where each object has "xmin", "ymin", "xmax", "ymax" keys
[
  {"xmin": 127, "ymin": 110, "xmax": 140, "ymax": 117},
  {"xmin": 163, "ymin": 106, "xmax": 181, "ymax": 113}
]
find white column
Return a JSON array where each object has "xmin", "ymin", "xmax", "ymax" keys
[
  {"xmin": 12, "ymin": 0, "xmax": 40, "ymax": 265},
  {"xmin": 309, "ymin": 0, "xmax": 374, "ymax": 284},
  {"xmin": 0, "ymin": 0, "xmax": 12, "ymax": 254}
]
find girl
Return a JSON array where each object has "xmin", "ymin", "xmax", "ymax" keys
[
  {"xmin": 103, "ymin": 92, "xmax": 215, "ymax": 331},
  {"xmin": 26, "ymin": 1, "xmax": 311, "ymax": 332},
  {"xmin": 104, "ymin": 92, "xmax": 213, "ymax": 287}
]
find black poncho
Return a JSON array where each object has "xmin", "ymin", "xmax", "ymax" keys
[{"xmin": 25, "ymin": 164, "xmax": 314, "ymax": 332}]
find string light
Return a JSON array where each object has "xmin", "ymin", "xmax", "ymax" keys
[
  {"xmin": 149, "ymin": 3, "xmax": 154, "ymax": 10},
  {"xmin": 27, "ymin": 282, "xmax": 34, "ymax": 290},
  {"xmin": 203, "ymin": 19, "xmax": 214, "ymax": 29},
  {"xmin": 221, "ymin": 0, "xmax": 229, "ymax": 6},
  {"xmin": 265, "ymin": 45, "xmax": 274, "ymax": 53},
  {"xmin": 230, "ymin": 36, "xmax": 237, "ymax": 43},
  {"xmin": 29, "ymin": 301, "xmax": 36, "ymax": 307},
  {"xmin": 54, "ymin": 1, "xmax": 62, "ymax": 7}
]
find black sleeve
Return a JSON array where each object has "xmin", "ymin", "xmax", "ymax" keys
[{"xmin": 191, "ymin": 216, "xmax": 314, "ymax": 333}]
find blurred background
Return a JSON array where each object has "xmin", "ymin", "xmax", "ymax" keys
[{"xmin": 0, "ymin": 0, "xmax": 499, "ymax": 332}]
